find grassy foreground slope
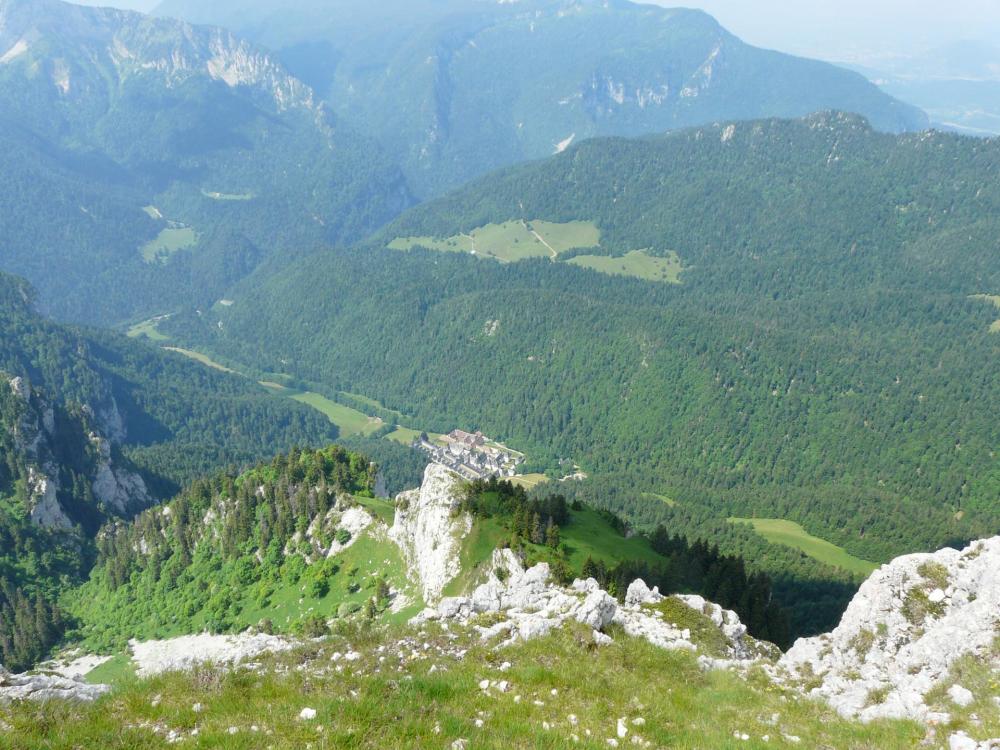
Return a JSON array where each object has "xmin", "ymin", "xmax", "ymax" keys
[{"xmin": 0, "ymin": 623, "xmax": 923, "ymax": 750}]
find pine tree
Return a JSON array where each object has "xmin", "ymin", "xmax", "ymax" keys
[
  {"xmin": 545, "ymin": 520, "xmax": 560, "ymax": 549},
  {"xmin": 375, "ymin": 578, "xmax": 391, "ymax": 607},
  {"xmin": 530, "ymin": 512, "xmax": 543, "ymax": 545}
]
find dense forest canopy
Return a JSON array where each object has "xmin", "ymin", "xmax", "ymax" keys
[{"xmin": 162, "ymin": 115, "xmax": 1000, "ymax": 588}]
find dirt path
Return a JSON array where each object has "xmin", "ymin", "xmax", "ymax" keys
[{"xmin": 525, "ymin": 221, "xmax": 558, "ymax": 261}]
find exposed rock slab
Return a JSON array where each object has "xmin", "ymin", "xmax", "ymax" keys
[
  {"xmin": 130, "ymin": 633, "xmax": 293, "ymax": 677},
  {"xmin": 0, "ymin": 666, "xmax": 109, "ymax": 703},
  {"xmin": 780, "ymin": 536, "xmax": 1000, "ymax": 722}
]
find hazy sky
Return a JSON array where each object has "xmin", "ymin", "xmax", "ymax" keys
[
  {"xmin": 74, "ymin": 0, "xmax": 1000, "ymax": 63},
  {"xmin": 653, "ymin": 0, "xmax": 1000, "ymax": 61}
]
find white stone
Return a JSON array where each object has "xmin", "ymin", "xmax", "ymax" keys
[
  {"xmin": 949, "ymin": 684, "xmax": 975, "ymax": 708},
  {"xmin": 299, "ymin": 707, "xmax": 317, "ymax": 721},
  {"xmin": 130, "ymin": 632, "xmax": 292, "ymax": 677}
]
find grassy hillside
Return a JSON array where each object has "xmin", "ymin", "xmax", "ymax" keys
[
  {"xmin": 0, "ymin": 623, "xmax": 925, "ymax": 749},
  {"xmin": 729, "ymin": 519, "xmax": 878, "ymax": 577}
]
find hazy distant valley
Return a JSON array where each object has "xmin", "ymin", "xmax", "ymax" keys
[{"xmin": 0, "ymin": 1, "xmax": 998, "ymax": 748}]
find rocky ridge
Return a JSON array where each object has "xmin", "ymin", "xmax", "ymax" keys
[
  {"xmin": 0, "ymin": 0, "xmax": 312, "ymax": 112},
  {"xmin": 779, "ymin": 536, "xmax": 1000, "ymax": 724},
  {"xmin": 3, "ymin": 457, "xmax": 998, "ymax": 748},
  {"xmin": 0, "ymin": 665, "xmax": 109, "ymax": 703}
]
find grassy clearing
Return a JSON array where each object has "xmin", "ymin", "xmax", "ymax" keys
[
  {"xmin": 162, "ymin": 348, "xmax": 238, "ymax": 374},
  {"xmin": 558, "ymin": 507, "xmax": 664, "ymax": 572},
  {"xmin": 642, "ymin": 491, "xmax": 677, "ymax": 508},
  {"xmin": 1, "ymin": 622, "xmax": 924, "ymax": 749},
  {"xmin": 729, "ymin": 518, "xmax": 877, "ymax": 576},
  {"xmin": 201, "ymin": 189, "xmax": 255, "ymax": 201},
  {"xmin": 389, "ymin": 219, "xmax": 600, "ymax": 263},
  {"xmin": 510, "ymin": 473, "xmax": 549, "ymax": 490},
  {"xmin": 568, "ymin": 249, "xmax": 684, "ymax": 283},
  {"xmin": 140, "ymin": 227, "xmax": 197, "ymax": 264},
  {"xmin": 530, "ymin": 220, "xmax": 601, "ymax": 254},
  {"xmin": 290, "ymin": 392, "xmax": 385, "ymax": 438},
  {"xmin": 84, "ymin": 654, "xmax": 134, "ymax": 685},
  {"xmin": 385, "ymin": 426, "xmax": 445, "ymax": 446},
  {"xmin": 126, "ymin": 318, "xmax": 170, "ymax": 341}
]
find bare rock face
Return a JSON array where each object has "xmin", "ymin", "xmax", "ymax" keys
[
  {"xmin": 26, "ymin": 466, "xmax": 71, "ymax": 530},
  {"xmin": 89, "ymin": 433, "xmax": 151, "ymax": 516},
  {"xmin": 417, "ymin": 544, "xmax": 754, "ymax": 662},
  {"xmin": 390, "ymin": 463, "xmax": 472, "ymax": 605},
  {"xmin": 780, "ymin": 536, "xmax": 1000, "ymax": 723},
  {"xmin": 0, "ymin": 665, "xmax": 109, "ymax": 703}
]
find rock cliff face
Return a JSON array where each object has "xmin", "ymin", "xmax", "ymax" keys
[
  {"xmin": 389, "ymin": 463, "xmax": 472, "ymax": 605},
  {"xmin": 5, "ymin": 375, "xmax": 152, "ymax": 530},
  {"xmin": 780, "ymin": 536, "xmax": 1000, "ymax": 723},
  {"xmin": 0, "ymin": 0, "xmax": 312, "ymax": 112}
]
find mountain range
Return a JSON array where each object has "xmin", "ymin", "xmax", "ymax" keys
[
  {"xmin": 0, "ymin": 0, "xmax": 409, "ymax": 325},
  {"xmin": 153, "ymin": 0, "xmax": 928, "ymax": 196}
]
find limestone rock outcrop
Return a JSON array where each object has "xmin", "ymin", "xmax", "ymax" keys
[
  {"xmin": 0, "ymin": 665, "xmax": 109, "ymax": 703},
  {"xmin": 390, "ymin": 464, "xmax": 472, "ymax": 605},
  {"xmin": 780, "ymin": 536, "xmax": 1000, "ymax": 723}
]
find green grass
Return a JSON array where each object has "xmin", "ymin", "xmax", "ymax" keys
[
  {"xmin": 201, "ymin": 189, "xmax": 255, "ymax": 201},
  {"xmin": 0, "ymin": 622, "xmax": 925, "ymax": 750},
  {"xmin": 568, "ymin": 249, "xmax": 683, "ymax": 283},
  {"xmin": 389, "ymin": 219, "xmax": 600, "ymax": 263},
  {"xmin": 290, "ymin": 392, "xmax": 385, "ymax": 438},
  {"xmin": 558, "ymin": 507, "xmax": 664, "ymax": 572},
  {"xmin": 84, "ymin": 654, "xmax": 134, "ymax": 685},
  {"xmin": 641, "ymin": 491, "xmax": 677, "ymax": 508},
  {"xmin": 510, "ymin": 473, "xmax": 549, "ymax": 490},
  {"xmin": 385, "ymin": 426, "xmax": 446, "ymax": 446},
  {"xmin": 729, "ymin": 518, "xmax": 877, "ymax": 576},
  {"xmin": 140, "ymin": 227, "xmax": 197, "ymax": 264},
  {"xmin": 162, "ymin": 347, "xmax": 238, "ymax": 374},
  {"xmin": 530, "ymin": 220, "xmax": 601, "ymax": 254},
  {"xmin": 126, "ymin": 318, "xmax": 170, "ymax": 341},
  {"xmin": 235, "ymin": 532, "xmax": 419, "ymax": 632}
]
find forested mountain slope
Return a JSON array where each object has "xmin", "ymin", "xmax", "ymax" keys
[
  {"xmin": 0, "ymin": 270, "xmax": 342, "ymax": 668},
  {"xmin": 152, "ymin": 0, "xmax": 926, "ymax": 196},
  {"xmin": 0, "ymin": 0, "xmax": 410, "ymax": 325},
  {"xmin": 162, "ymin": 115, "xmax": 1000, "ymax": 580},
  {"xmin": 0, "ymin": 272, "xmax": 337, "ymax": 492}
]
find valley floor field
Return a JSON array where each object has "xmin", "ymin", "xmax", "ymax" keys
[
  {"xmin": 729, "ymin": 518, "xmax": 877, "ymax": 576},
  {"xmin": 388, "ymin": 220, "xmax": 683, "ymax": 284}
]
